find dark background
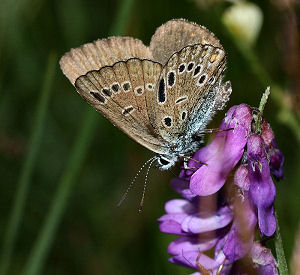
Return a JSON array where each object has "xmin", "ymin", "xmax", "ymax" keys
[{"xmin": 0, "ymin": 0, "xmax": 299, "ymax": 274}]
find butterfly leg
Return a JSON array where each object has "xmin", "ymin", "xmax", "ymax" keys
[
  {"xmin": 195, "ymin": 251, "xmax": 211, "ymax": 275},
  {"xmin": 182, "ymin": 155, "xmax": 207, "ymax": 170},
  {"xmin": 195, "ymin": 127, "xmax": 233, "ymax": 135}
]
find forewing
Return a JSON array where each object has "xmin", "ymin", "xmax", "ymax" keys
[
  {"xmin": 150, "ymin": 19, "xmax": 222, "ymax": 65},
  {"xmin": 60, "ymin": 38, "xmax": 165, "ymax": 154},
  {"xmin": 153, "ymin": 43, "xmax": 228, "ymax": 142},
  {"xmin": 75, "ymin": 59, "xmax": 165, "ymax": 153},
  {"xmin": 60, "ymin": 36, "xmax": 153, "ymax": 84}
]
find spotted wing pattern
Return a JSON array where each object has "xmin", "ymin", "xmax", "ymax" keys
[
  {"xmin": 60, "ymin": 38, "xmax": 165, "ymax": 154},
  {"xmin": 60, "ymin": 36, "xmax": 153, "ymax": 84},
  {"xmin": 60, "ymin": 19, "xmax": 232, "ymax": 159},
  {"xmin": 152, "ymin": 43, "xmax": 229, "ymax": 142},
  {"xmin": 150, "ymin": 19, "xmax": 222, "ymax": 65}
]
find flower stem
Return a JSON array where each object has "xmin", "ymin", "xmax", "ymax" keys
[
  {"xmin": 275, "ymin": 211, "xmax": 289, "ymax": 275},
  {"xmin": 0, "ymin": 53, "xmax": 57, "ymax": 275},
  {"xmin": 20, "ymin": 1, "xmax": 135, "ymax": 275}
]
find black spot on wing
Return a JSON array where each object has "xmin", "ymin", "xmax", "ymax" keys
[
  {"xmin": 158, "ymin": 78, "xmax": 166, "ymax": 103},
  {"xmin": 168, "ymin": 71, "xmax": 175, "ymax": 87},
  {"xmin": 102, "ymin": 88, "xmax": 112, "ymax": 97},
  {"xmin": 111, "ymin": 84, "xmax": 119, "ymax": 93},
  {"xmin": 178, "ymin": 64, "xmax": 185, "ymax": 73},
  {"xmin": 164, "ymin": 117, "xmax": 172, "ymax": 127},
  {"xmin": 90, "ymin": 92, "xmax": 106, "ymax": 103}
]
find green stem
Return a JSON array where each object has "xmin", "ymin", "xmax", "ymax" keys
[
  {"xmin": 275, "ymin": 211, "xmax": 289, "ymax": 275},
  {"xmin": 0, "ymin": 53, "xmax": 57, "ymax": 275},
  {"xmin": 226, "ymin": 28, "xmax": 300, "ymax": 143},
  {"xmin": 21, "ymin": 1, "xmax": 134, "ymax": 275},
  {"xmin": 255, "ymin": 86, "xmax": 270, "ymax": 133}
]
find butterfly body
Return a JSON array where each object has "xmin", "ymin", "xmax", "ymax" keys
[{"xmin": 60, "ymin": 19, "xmax": 232, "ymax": 170}]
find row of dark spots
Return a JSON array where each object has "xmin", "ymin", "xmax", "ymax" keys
[{"xmin": 178, "ymin": 62, "xmax": 197, "ymax": 74}]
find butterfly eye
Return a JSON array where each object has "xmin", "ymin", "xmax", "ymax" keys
[{"xmin": 158, "ymin": 156, "xmax": 171, "ymax": 166}]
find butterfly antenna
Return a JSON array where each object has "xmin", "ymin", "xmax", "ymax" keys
[
  {"xmin": 138, "ymin": 156, "xmax": 158, "ymax": 213},
  {"xmin": 117, "ymin": 156, "xmax": 156, "ymax": 207}
]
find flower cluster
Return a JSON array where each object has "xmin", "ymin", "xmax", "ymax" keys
[{"xmin": 158, "ymin": 104, "xmax": 284, "ymax": 274}]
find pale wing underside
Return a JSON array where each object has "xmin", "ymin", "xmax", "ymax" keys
[
  {"xmin": 75, "ymin": 59, "xmax": 165, "ymax": 154},
  {"xmin": 150, "ymin": 19, "xmax": 222, "ymax": 65},
  {"xmin": 60, "ymin": 20, "xmax": 231, "ymax": 158},
  {"xmin": 60, "ymin": 37, "xmax": 153, "ymax": 84},
  {"xmin": 153, "ymin": 43, "xmax": 227, "ymax": 142},
  {"xmin": 60, "ymin": 37, "xmax": 166, "ymax": 154}
]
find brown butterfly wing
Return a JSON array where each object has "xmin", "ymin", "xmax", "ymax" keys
[
  {"xmin": 152, "ymin": 43, "xmax": 231, "ymax": 142},
  {"xmin": 150, "ymin": 19, "xmax": 222, "ymax": 65},
  {"xmin": 60, "ymin": 38, "xmax": 165, "ymax": 154},
  {"xmin": 60, "ymin": 36, "xmax": 153, "ymax": 84}
]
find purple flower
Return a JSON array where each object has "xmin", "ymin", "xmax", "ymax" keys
[
  {"xmin": 249, "ymin": 242, "xmax": 278, "ymax": 275},
  {"xmin": 189, "ymin": 104, "xmax": 252, "ymax": 196},
  {"xmin": 261, "ymin": 120, "xmax": 284, "ymax": 180},
  {"xmin": 247, "ymin": 134, "xmax": 276, "ymax": 236},
  {"xmin": 158, "ymin": 104, "xmax": 284, "ymax": 274}
]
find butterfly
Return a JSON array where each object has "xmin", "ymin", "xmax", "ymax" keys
[{"xmin": 60, "ymin": 19, "xmax": 232, "ymax": 170}]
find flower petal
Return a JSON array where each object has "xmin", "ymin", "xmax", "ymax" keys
[
  {"xmin": 168, "ymin": 236, "xmax": 217, "ymax": 256},
  {"xmin": 169, "ymin": 250, "xmax": 219, "ymax": 270},
  {"xmin": 261, "ymin": 120, "xmax": 284, "ymax": 180},
  {"xmin": 158, "ymin": 213, "xmax": 188, "ymax": 235},
  {"xmin": 234, "ymin": 165, "xmax": 251, "ymax": 191},
  {"xmin": 257, "ymin": 206, "xmax": 276, "ymax": 237},
  {"xmin": 170, "ymin": 178, "xmax": 197, "ymax": 200},
  {"xmin": 165, "ymin": 199, "xmax": 196, "ymax": 214},
  {"xmin": 181, "ymin": 206, "xmax": 233, "ymax": 234},
  {"xmin": 190, "ymin": 105, "xmax": 251, "ymax": 196},
  {"xmin": 247, "ymin": 135, "xmax": 276, "ymax": 236},
  {"xmin": 250, "ymin": 242, "xmax": 278, "ymax": 275}
]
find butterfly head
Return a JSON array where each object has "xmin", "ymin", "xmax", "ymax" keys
[
  {"xmin": 157, "ymin": 134, "xmax": 202, "ymax": 170},
  {"xmin": 157, "ymin": 154, "xmax": 178, "ymax": 170}
]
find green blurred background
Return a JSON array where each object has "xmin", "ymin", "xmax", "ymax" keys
[{"xmin": 0, "ymin": 0, "xmax": 299, "ymax": 274}]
